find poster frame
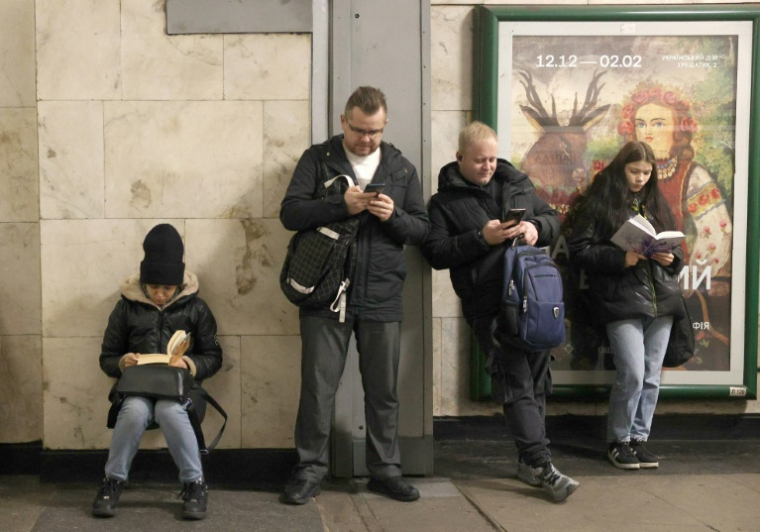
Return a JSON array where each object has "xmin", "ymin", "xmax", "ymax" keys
[{"xmin": 474, "ymin": 4, "xmax": 760, "ymax": 399}]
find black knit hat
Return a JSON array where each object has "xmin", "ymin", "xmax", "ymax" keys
[{"xmin": 140, "ymin": 224, "xmax": 185, "ymax": 285}]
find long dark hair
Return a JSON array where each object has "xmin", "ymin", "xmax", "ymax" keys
[{"xmin": 569, "ymin": 141, "xmax": 677, "ymax": 239}]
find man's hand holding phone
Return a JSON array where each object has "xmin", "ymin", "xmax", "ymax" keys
[
  {"xmin": 345, "ymin": 186, "xmax": 374, "ymax": 215},
  {"xmin": 482, "ymin": 209, "xmax": 536, "ymax": 246}
]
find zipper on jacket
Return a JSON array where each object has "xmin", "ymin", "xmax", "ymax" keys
[
  {"xmin": 645, "ymin": 260, "xmax": 657, "ymax": 316},
  {"xmin": 158, "ymin": 310, "xmax": 165, "ymax": 352}
]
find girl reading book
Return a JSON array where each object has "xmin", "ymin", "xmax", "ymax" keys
[
  {"xmin": 567, "ymin": 141, "xmax": 684, "ymax": 470},
  {"xmin": 93, "ymin": 224, "xmax": 223, "ymax": 520}
]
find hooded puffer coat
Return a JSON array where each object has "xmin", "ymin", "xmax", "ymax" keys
[
  {"xmin": 421, "ymin": 160, "xmax": 559, "ymax": 320},
  {"xmin": 100, "ymin": 271, "xmax": 222, "ymax": 382}
]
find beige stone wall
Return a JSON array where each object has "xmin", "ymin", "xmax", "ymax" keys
[
  {"xmin": 429, "ymin": 0, "xmax": 760, "ymax": 417},
  {"xmin": 0, "ymin": 0, "xmax": 310, "ymax": 449},
  {"xmin": 0, "ymin": 0, "xmax": 41, "ymax": 444}
]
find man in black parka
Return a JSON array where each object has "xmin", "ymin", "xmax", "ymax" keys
[
  {"xmin": 421, "ymin": 121, "xmax": 579, "ymax": 503},
  {"xmin": 280, "ymin": 87, "xmax": 428, "ymax": 504}
]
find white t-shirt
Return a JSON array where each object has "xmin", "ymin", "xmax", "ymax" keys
[{"xmin": 345, "ymin": 147, "xmax": 381, "ymax": 190}]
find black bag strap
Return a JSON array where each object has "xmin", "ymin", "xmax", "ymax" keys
[{"xmin": 187, "ymin": 385, "xmax": 228, "ymax": 454}]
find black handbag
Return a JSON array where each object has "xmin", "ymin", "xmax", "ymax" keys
[
  {"xmin": 108, "ymin": 365, "xmax": 227, "ymax": 453},
  {"xmin": 663, "ymin": 296, "xmax": 695, "ymax": 368},
  {"xmin": 115, "ymin": 365, "xmax": 195, "ymax": 401},
  {"xmin": 279, "ymin": 169, "xmax": 360, "ymax": 321}
]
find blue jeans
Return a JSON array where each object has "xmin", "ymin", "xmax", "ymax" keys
[
  {"xmin": 105, "ymin": 396, "xmax": 203, "ymax": 483},
  {"xmin": 606, "ymin": 316, "xmax": 674, "ymax": 443}
]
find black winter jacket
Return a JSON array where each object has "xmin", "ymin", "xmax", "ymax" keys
[
  {"xmin": 421, "ymin": 160, "xmax": 559, "ymax": 320},
  {"xmin": 100, "ymin": 271, "xmax": 223, "ymax": 382},
  {"xmin": 568, "ymin": 212, "xmax": 685, "ymax": 325},
  {"xmin": 280, "ymin": 135, "xmax": 429, "ymax": 321}
]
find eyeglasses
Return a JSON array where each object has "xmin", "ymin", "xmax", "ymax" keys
[{"xmin": 346, "ymin": 121, "xmax": 384, "ymax": 139}]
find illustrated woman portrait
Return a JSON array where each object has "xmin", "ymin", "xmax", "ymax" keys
[{"xmin": 617, "ymin": 86, "xmax": 733, "ymax": 369}]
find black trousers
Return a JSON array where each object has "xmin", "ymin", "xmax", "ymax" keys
[
  {"xmin": 292, "ymin": 315, "xmax": 403, "ymax": 482},
  {"xmin": 470, "ymin": 313, "xmax": 552, "ymax": 466}
]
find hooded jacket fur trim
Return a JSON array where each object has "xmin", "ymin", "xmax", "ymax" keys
[{"xmin": 100, "ymin": 270, "xmax": 222, "ymax": 382}]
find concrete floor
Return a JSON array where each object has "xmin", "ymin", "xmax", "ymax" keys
[{"xmin": 2, "ymin": 439, "xmax": 759, "ymax": 531}]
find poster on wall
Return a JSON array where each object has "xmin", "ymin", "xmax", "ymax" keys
[{"xmin": 476, "ymin": 6, "xmax": 759, "ymax": 397}]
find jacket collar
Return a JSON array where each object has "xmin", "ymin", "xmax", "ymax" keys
[
  {"xmin": 120, "ymin": 271, "xmax": 199, "ymax": 310},
  {"xmin": 437, "ymin": 159, "xmax": 532, "ymax": 194},
  {"xmin": 322, "ymin": 135, "xmax": 404, "ymax": 178}
]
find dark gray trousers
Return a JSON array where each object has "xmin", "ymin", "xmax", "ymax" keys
[
  {"xmin": 293, "ymin": 316, "xmax": 402, "ymax": 482},
  {"xmin": 470, "ymin": 314, "xmax": 552, "ymax": 466}
]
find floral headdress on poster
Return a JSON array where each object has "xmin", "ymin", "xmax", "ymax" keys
[{"xmin": 617, "ymin": 85, "xmax": 697, "ymax": 165}]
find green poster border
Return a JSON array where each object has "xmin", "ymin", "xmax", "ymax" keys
[{"xmin": 475, "ymin": 5, "xmax": 760, "ymax": 399}]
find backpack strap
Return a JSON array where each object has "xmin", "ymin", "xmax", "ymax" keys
[
  {"xmin": 186, "ymin": 385, "xmax": 228, "ymax": 454},
  {"xmin": 317, "ymin": 156, "xmax": 360, "ymax": 323}
]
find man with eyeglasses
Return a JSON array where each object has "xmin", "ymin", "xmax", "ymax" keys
[{"xmin": 280, "ymin": 86, "xmax": 428, "ymax": 505}]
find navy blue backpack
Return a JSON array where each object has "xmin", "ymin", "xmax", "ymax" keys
[{"xmin": 502, "ymin": 244, "xmax": 566, "ymax": 351}]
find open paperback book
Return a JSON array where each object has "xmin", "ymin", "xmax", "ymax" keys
[
  {"xmin": 610, "ymin": 214, "xmax": 685, "ymax": 258},
  {"xmin": 136, "ymin": 330, "xmax": 191, "ymax": 366}
]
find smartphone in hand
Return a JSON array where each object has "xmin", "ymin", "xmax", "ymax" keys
[
  {"xmin": 364, "ymin": 183, "xmax": 385, "ymax": 195},
  {"xmin": 502, "ymin": 208, "xmax": 526, "ymax": 225}
]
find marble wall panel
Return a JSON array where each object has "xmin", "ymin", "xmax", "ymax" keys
[
  {"xmin": 432, "ymin": 318, "xmax": 442, "ymax": 416},
  {"xmin": 224, "ymin": 34, "xmax": 311, "ymax": 101},
  {"xmin": 482, "ymin": 0, "xmax": 586, "ymax": 3},
  {"xmin": 0, "ymin": 223, "xmax": 40, "ymax": 336},
  {"xmin": 0, "ymin": 0, "xmax": 36, "ymax": 107},
  {"xmin": 44, "ymin": 333, "xmax": 241, "ymax": 451},
  {"xmin": 0, "ymin": 108, "xmax": 38, "ymax": 222},
  {"xmin": 432, "ymin": 269, "xmax": 463, "ymax": 319},
  {"xmin": 43, "ymin": 337, "xmax": 113, "ymax": 450},
  {"xmin": 431, "ymin": 111, "xmax": 469, "ymax": 192},
  {"xmin": 104, "ymin": 101, "xmax": 263, "ymax": 219},
  {"xmin": 439, "ymin": 317, "xmax": 466, "ymax": 416},
  {"xmin": 240, "ymin": 335, "xmax": 301, "ymax": 448},
  {"xmin": 590, "ymin": 0, "xmax": 690, "ymax": 3},
  {"xmin": 263, "ymin": 100, "xmax": 311, "ymax": 219},
  {"xmin": 121, "ymin": 0, "xmax": 223, "ymax": 100},
  {"xmin": 38, "ymin": 102, "xmax": 104, "ymax": 220},
  {"xmin": 431, "ymin": 6, "xmax": 474, "ymax": 112},
  {"xmin": 201, "ymin": 336, "xmax": 242, "ymax": 449},
  {"xmin": 440, "ymin": 317, "xmax": 500, "ymax": 416},
  {"xmin": 184, "ymin": 219, "xmax": 299, "ymax": 336},
  {"xmin": 36, "ymin": 0, "xmax": 121, "ymax": 101},
  {"xmin": 41, "ymin": 219, "xmax": 182, "ymax": 338},
  {"xmin": 0, "ymin": 335, "xmax": 42, "ymax": 443}
]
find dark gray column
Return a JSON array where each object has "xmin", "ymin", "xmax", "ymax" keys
[{"xmin": 331, "ymin": 0, "xmax": 433, "ymax": 477}]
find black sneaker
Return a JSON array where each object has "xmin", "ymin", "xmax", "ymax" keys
[
  {"xmin": 180, "ymin": 480, "xmax": 208, "ymax": 520},
  {"xmin": 608, "ymin": 442, "xmax": 640, "ymax": 470},
  {"xmin": 91, "ymin": 477, "xmax": 124, "ymax": 517},
  {"xmin": 630, "ymin": 440, "xmax": 659, "ymax": 468},
  {"xmin": 533, "ymin": 461, "xmax": 579, "ymax": 502}
]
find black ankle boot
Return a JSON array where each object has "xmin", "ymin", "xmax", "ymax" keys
[
  {"xmin": 92, "ymin": 477, "xmax": 125, "ymax": 517},
  {"xmin": 180, "ymin": 479, "xmax": 208, "ymax": 520}
]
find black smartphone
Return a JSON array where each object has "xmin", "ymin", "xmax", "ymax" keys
[
  {"xmin": 365, "ymin": 183, "xmax": 385, "ymax": 195},
  {"xmin": 502, "ymin": 208, "xmax": 526, "ymax": 225}
]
